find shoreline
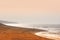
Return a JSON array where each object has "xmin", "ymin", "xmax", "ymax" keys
[{"xmin": 0, "ymin": 23, "xmax": 52, "ymax": 40}]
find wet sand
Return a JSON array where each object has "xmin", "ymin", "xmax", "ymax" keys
[{"xmin": 0, "ymin": 23, "xmax": 52, "ymax": 40}]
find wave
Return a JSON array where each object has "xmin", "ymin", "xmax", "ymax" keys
[{"xmin": 3, "ymin": 23, "xmax": 60, "ymax": 33}]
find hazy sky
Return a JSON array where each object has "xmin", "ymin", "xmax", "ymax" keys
[{"xmin": 0, "ymin": 0, "xmax": 60, "ymax": 24}]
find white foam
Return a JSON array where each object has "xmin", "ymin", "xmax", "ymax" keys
[
  {"xmin": 35, "ymin": 32, "xmax": 60, "ymax": 40},
  {"xmin": 3, "ymin": 23, "xmax": 34, "ymax": 28}
]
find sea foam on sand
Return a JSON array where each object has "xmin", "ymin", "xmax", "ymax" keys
[
  {"xmin": 3, "ymin": 23, "xmax": 34, "ymax": 28},
  {"xmin": 35, "ymin": 32, "xmax": 60, "ymax": 40}
]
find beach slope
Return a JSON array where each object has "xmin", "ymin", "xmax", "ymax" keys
[{"xmin": 0, "ymin": 23, "xmax": 52, "ymax": 40}]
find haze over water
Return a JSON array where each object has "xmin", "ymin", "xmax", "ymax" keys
[{"xmin": 0, "ymin": 0, "xmax": 60, "ymax": 33}]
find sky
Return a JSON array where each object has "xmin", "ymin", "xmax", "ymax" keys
[{"xmin": 0, "ymin": 0, "xmax": 60, "ymax": 24}]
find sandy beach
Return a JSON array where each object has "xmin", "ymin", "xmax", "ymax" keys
[{"xmin": 0, "ymin": 23, "xmax": 52, "ymax": 40}]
